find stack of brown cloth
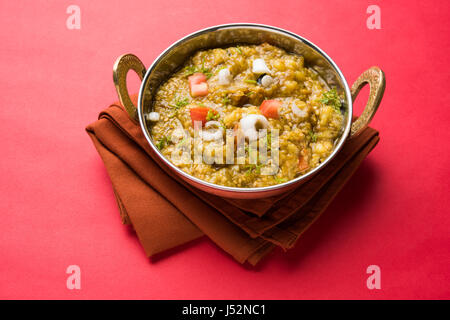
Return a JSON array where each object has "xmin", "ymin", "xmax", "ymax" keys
[{"xmin": 86, "ymin": 99, "xmax": 379, "ymax": 266}]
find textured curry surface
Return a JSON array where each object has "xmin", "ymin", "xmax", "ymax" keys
[{"xmin": 148, "ymin": 43, "xmax": 345, "ymax": 187}]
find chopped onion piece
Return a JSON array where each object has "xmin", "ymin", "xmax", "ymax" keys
[
  {"xmin": 291, "ymin": 103, "xmax": 307, "ymax": 118},
  {"xmin": 260, "ymin": 75, "xmax": 274, "ymax": 87},
  {"xmin": 201, "ymin": 121, "xmax": 224, "ymax": 141},
  {"xmin": 252, "ymin": 59, "xmax": 271, "ymax": 74},
  {"xmin": 148, "ymin": 112, "xmax": 160, "ymax": 121},
  {"xmin": 218, "ymin": 68, "xmax": 232, "ymax": 85},
  {"xmin": 239, "ymin": 114, "xmax": 269, "ymax": 141},
  {"xmin": 171, "ymin": 127, "xmax": 185, "ymax": 140}
]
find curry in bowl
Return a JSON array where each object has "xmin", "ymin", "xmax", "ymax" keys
[{"xmin": 147, "ymin": 43, "xmax": 345, "ymax": 188}]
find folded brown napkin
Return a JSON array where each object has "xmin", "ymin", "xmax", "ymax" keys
[{"xmin": 86, "ymin": 100, "xmax": 379, "ymax": 265}]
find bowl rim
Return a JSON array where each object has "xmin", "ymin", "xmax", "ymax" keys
[{"xmin": 137, "ymin": 23, "xmax": 353, "ymax": 194}]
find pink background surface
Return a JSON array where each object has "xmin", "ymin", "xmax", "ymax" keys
[{"xmin": 1, "ymin": 0, "xmax": 449, "ymax": 299}]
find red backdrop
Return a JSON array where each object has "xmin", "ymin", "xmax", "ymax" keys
[{"xmin": 1, "ymin": 0, "xmax": 449, "ymax": 299}]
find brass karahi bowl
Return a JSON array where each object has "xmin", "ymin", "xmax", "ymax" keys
[{"xmin": 113, "ymin": 23, "xmax": 385, "ymax": 199}]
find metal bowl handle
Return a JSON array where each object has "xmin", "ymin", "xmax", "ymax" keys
[
  {"xmin": 350, "ymin": 66, "xmax": 386, "ymax": 138},
  {"xmin": 113, "ymin": 54, "xmax": 147, "ymax": 121}
]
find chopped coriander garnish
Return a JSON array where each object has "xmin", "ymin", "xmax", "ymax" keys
[
  {"xmin": 274, "ymin": 176, "xmax": 288, "ymax": 184},
  {"xmin": 204, "ymin": 71, "xmax": 213, "ymax": 79},
  {"xmin": 184, "ymin": 65, "xmax": 212, "ymax": 79},
  {"xmin": 321, "ymin": 88, "xmax": 342, "ymax": 112},
  {"xmin": 236, "ymin": 46, "xmax": 243, "ymax": 55},
  {"xmin": 266, "ymin": 132, "xmax": 272, "ymax": 150},
  {"xmin": 244, "ymin": 79, "xmax": 257, "ymax": 84},
  {"xmin": 244, "ymin": 163, "xmax": 263, "ymax": 176},
  {"xmin": 156, "ymin": 136, "xmax": 170, "ymax": 150},
  {"xmin": 206, "ymin": 109, "xmax": 219, "ymax": 121},
  {"xmin": 184, "ymin": 66, "xmax": 198, "ymax": 76},
  {"xmin": 201, "ymin": 58, "xmax": 213, "ymax": 78},
  {"xmin": 169, "ymin": 110, "xmax": 178, "ymax": 118},
  {"xmin": 309, "ymin": 130, "xmax": 317, "ymax": 143},
  {"xmin": 222, "ymin": 94, "xmax": 231, "ymax": 105},
  {"xmin": 170, "ymin": 96, "xmax": 189, "ymax": 109}
]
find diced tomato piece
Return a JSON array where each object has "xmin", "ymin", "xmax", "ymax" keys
[
  {"xmin": 189, "ymin": 106, "xmax": 217, "ymax": 127},
  {"xmin": 190, "ymin": 82, "xmax": 209, "ymax": 97},
  {"xmin": 298, "ymin": 154, "xmax": 310, "ymax": 172},
  {"xmin": 188, "ymin": 73, "xmax": 207, "ymax": 85},
  {"xmin": 259, "ymin": 100, "xmax": 281, "ymax": 119},
  {"xmin": 189, "ymin": 73, "xmax": 208, "ymax": 97}
]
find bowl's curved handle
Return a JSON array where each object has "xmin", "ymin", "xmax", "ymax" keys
[
  {"xmin": 350, "ymin": 66, "xmax": 386, "ymax": 138},
  {"xmin": 113, "ymin": 54, "xmax": 147, "ymax": 121}
]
